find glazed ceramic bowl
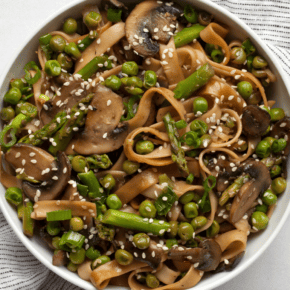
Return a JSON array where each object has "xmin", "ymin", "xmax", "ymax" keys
[{"xmin": 1, "ymin": 0, "xmax": 290, "ymax": 289}]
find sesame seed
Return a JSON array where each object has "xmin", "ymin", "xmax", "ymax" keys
[
  {"xmin": 228, "ymin": 95, "xmax": 234, "ymax": 100},
  {"xmin": 194, "ymin": 262, "xmax": 199, "ymax": 268},
  {"xmin": 31, "ymin": 159, "xmax": 37, "ymax": 164},
  {"xmin": 152, "ymin": 251, "xmax": 155, "ymax": 257},
  {"xmin": 15, "ymin": 152, "xmax": 21, "ymax": 158},
  {"xmin": 134, "ymin": 252, "xmax": 138, "ymax": 257},
  {"xmin": 107, "ymin": 100, "xmax": 111, "ymax": 106},
  {"xmin": 103, "ymin": 132, "xmax": 108, "ymax": 138}
]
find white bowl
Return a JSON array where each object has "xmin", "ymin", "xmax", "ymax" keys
[{"xmin": 1, "ymin": 0, "xmax": 290, "ymax": 289}]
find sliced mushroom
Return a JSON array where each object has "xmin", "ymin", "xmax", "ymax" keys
[
  {"xmin": 73, "ymin": 85, "xmax": 129, "ymax": 155},
  {"xmin": 217, "ymin": 159, "xmax": 271, "ymax": 223},
  {"xmin": 214, "ymin": 251, "xmax": 245, "ymax": 273},
  {"xmin": 125, "ymin": 1, "xmax": 182, "ymax": 57},
  {"xmin": 5, "ymin": 143, "xmax": 57, "ymax": 182},
  {"xmin": 271, "ymin": 117, "xmax": 290, "ymax": 155},
  {"xmin": 168, "ymin": 239, "xmax": 222, "ymax": 272},
  {"xmin": 22, "ymin": 151, "xmax": 71, "ymax": 201},
  {"xmin": 242, "ymin": 105, "xmax": 271, "ymax": 137}
]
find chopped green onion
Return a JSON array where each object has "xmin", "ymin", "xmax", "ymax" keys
[
  {"xmin": 59, "ymin": 230, "xmax": 85, "ymax": 250},
  {"xmin": 77, "ymin": 183, "xmax": 89, "ymax": 197},
  {"xmin": 107, "ymin": 8, "xmax": 122, "ymax": 23},
  {"xmin": 242, "ymin": 38, "xmax": 256, "ymax": 56},
  {"xmin": 175, "ymin": 120, "xmax": 188, "ymax": 129},
  {"xmin": 24, "ymin": 61, "xmax": 41, "ymax": 85},
  {"xmin": 46, "ymin": 210, "xmax": 72, "ymax": 222},
  {"xmin": 154, "ymin": 186, "xmax": 178, "ymax": 216},
  {"xmin": 186, "ymin": 173, "xmax": 194, "ymax": 184},
  {"xmin": 199, "ymin": 175, "xmax": 216, "ymax": 213}
]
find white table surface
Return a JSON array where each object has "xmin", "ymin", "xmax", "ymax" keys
[{"xmin": 1, "ymin": 0, "xmax": 290, "ymax": 289}]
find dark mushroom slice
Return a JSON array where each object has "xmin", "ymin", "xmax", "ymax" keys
[
  {"xmin": 241, "ymin": 105, "xmax": 271, "ymax": 137},
  {"xmin": 22, "ymin": 151, "xmax": 71, "ymax": 201},
  {"xmin": 73, "ymin": 85, "xmax": 129, "ymax": 155},
  {"xmin": 218, "ymin": 159, "xmax": 271, "ymax": 224},
  {"xmin": 5, "ymin": 143, "xmax": 57, "ymax": 182},
  {"xmin": 168, "ymin": 239, "xmax": 222, "ymax": 272},
  {"xmin": 270, "ymin": 117, "xmax": 290, "ymax": 155},
  {"xmin": 125, "ymin": 1, "xmax": 182, "ymax": 57},
  {"xmin": 214, "ymin": 251, "xmax": 245, "ymax": 273}
]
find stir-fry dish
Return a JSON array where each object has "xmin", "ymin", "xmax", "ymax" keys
[{"xmin": 1, "ymin": 0, "xmax": 289, "ymax": 289}]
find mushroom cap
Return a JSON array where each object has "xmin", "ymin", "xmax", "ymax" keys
[
  {"xmin": 214, "ymin": 251, "xmax": 245, "ymax": 273},
  {"xmin": 22, "ymin": 151, "xmax": 71, "ymax": 201},
  {"xmin": 73, "ymin": 85, "xmax": 129, "ymax": 155},
  {"xmin": 125, "ymin": 1, "xmax": 181, "ymax": 57},
  {"xmin": 241, "ymin": 105, "xmax": 271, "ymax": 137},
  {"xmin": 270, "ymin": 117, "xmax": 290, "ymax": 155}
]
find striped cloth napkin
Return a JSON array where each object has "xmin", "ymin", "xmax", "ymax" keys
[{"xmin": 1, "ymin": 0, "xmax": 290, "ymax": 289}]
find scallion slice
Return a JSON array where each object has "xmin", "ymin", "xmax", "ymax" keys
[{"xmin": 46, "ymin": 209, "xmax": 72, "ymax": 222}]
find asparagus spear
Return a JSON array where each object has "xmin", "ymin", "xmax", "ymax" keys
[
  {"xmin": 174, "ymin": 63, "xmax": 215, "ymax": 100},
  {"xmin": 174, "ymin": 24, "xmax": 205, "ymax": 48},
  {"xmin": 23, "ymin": 201, "xmax": 34, "ymax": 237},
  {"xmin": 48, "ymin": 93, "xmax": 94, "ymax": 155},
  {"xmin": 219, "ymin": 174, "xmax": 250, "ymax": 206},
  {"xmin": 86, "ymin": 154, "xmax": 112, "ymax": 169},
  {"xmin": 163, "ymin": 112, "xmax": 189, "ymax": 176}
]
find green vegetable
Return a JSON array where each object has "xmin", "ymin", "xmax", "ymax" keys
[
  {"xmin": 69, "ymin": 248, "xmax": 86, "ymax": 264},
  {"xmin": 85, "ymin": 154, "xmax": 112, "ymax": 170},
  {"xmin": 47, "ymin": 221, "xmax": 61, "ymax": 236},
  {"xmin": 271, "ymin": 177, "xmax": 286, "ymax": 194},
  {"xmin": 247, "ymin": 91, "xmax": 262, "ymax": 105},
  {"xmin": 166, "ymin": 238, "xmax": 178, "ymax": 249},
  {"xmin": 146, "ymin": 274, "xmax": 160, "ymax": 289},
  {"xmin": 122, "ymin": 160, "xmax": 140, "ymax": 175},
  {"xmin": 184, "ymin": 5, "xmax": 198, "ymax": 23},
  {"xmin": 174, "ymin": 63, "xmax": 215, "ymax": 100},
  {"xmin": 190, "ymin": 119, "xmax": 208, "ymax": 136},
  {"xmin": 237, "ymin": 81, "xmax": 253, "ymax": 100},
  {"xmin": 179, "ymin": 191, "xmax": 197, "ymax": 204},
  {"xmin": 24, "ymin": 61, "xmax": 41, "ymax": 85},
  {"xmin": 175, "ymin": 120, "xmax": 187, "ymax": 130},
  {"xmin": 77, "ymin": 32, "xmax": 98, "ymax": 52},
  {"xmin": 115, "ymin": 249, "xmax": 133, "ymax": 266},
  {"xmin": 269, "ymin": 108, "xmax": 285, "ymax": 121},
  {"xmin": 49, "ymin": 35, "xmax": 66, "ymax": 52},
  {"xmin": 230, "ymin": 47, "xmax": 246, "ymax": 64},
  {"xmin": 4, "ymin": 87, "xmax": 22, "ymax": 105},
  {"xmin": 262, "ymin": 189, "xmax": 277, "ymax": 206},
  {"xmin": 185, "ymin": 150, "xmax": 200, "ymax": 158},
  {"xmin": 144, "ymin": 70, "xmax": 157, "ymax": 88},
  {"xmin": 84, "ymin": 11, "xmax": 102, "ymax": 29},
  {"xmin": 178, "ymin": 222, "xmax": 194, "ymax": 241},
  {"xmin": 167, "ymin": 221, "xmax": 178, "ymax": 238},
  {"xmin": 133, "ymin": 233, "xmax": 150, "ymax": 250},
  {"xmin": 211, "ymin": 49, "xmax": 224, "ymax": 63},
  {"xmin": 252, "ymin": 68, "xmax": 267, "ymax": 78},
  {"xmin": 91, "ymin": 255, "xmax": 111, "ymax": 270},
  {"xmin": 15, "ymin": 102, "xmax": 37, "ymax": 119},
  {"xmin": 101, "ymin": 174, "xmax": 116, "ymax": 191},
  {"xmin": 63, "ymin": 18, "xmax": 78, "ymax": 34},
  {"xmin": 155, "ymin": 186, "xmax": 178, "ymax": 216},
  {"xmin": 174, "ymin": 24, "xmax": 205, "ymax": 48},
  {"xmin": 95, "ymin": 218, "xmax": 115, "ymax": 241},
  {"xmin": 59, "ymin": 230, "xmax": 85, "ymax": 250},
  {"xmin": 139, "ymin": 200, "xmax": 157, "ymax": 218},
  {"xmin": 104, "ymin": 75, "xmax": 122, "ymax": 91},
  {"xmin": 71, "ymin": 155, "xmax": 88, "ymax": 173},
  {"xmin": 46, "ymin": 210, "xmax": 72, "ymax": 222},
  {"xmin": 86, "ymin": 247, "xmax": 101, "ymax": 260},
  {"xmin": 158, "ymin": 173, "xmax": 174, "ymax": 188},
  {"xmin": 263, "ymin": 136, "xmax": 276, "ymax": 146},
  {"xmin": 70, "ymin": 217, "xmax": 84, "ymax": 231},
  {"xmin": 135, "ymin": 140, "xmax": 154, "ymax": 155},
  {"xmin": 191, "ymin": 216, "xmax": 208, "ymax": 230},
  {"xmin": 272, "ymin": 138, "xmax": 287, "ymax": 153},
  {"xmin": 106, "ymin": 194, "xmax": 122, "ymax": 210},
  {"xmin": 183, "ymin": 202, "xmax": 198, "ymax": 219},
  {"xmin": 67, "ymin": 262, "xmax": 79, "ymax": 272},
  {"xmin": 163, "ymin": 112, "xmax": 189, "ymax": 175},
  {"xmin": 255, "ymin": 204, "xmax": 268, "ymax": 214},
  {"xmin": 107, "ymin": 8, "xmax": 122, "ymax": 23},
  {"xmin": 242, "ymin": 38, "xmax": 256, "ymax": 55},
  {"xmin": 206, "ymin": 220, "xmax": 220, "ymax": 237},
  {"xmin": 5, "ymin": 187, "xmax": 22, "ymax": 206},
  {"xmin": 10, "ymin": 78, "xmax": 26, "ymax": 90},
  {"xmin": 17, "ymin": 204, "xmax": 24, "ymax": 219},
  {"xmin": 102, "ymin": 209, "xmax": 170, "ymax": 236},
  {"xmin": 247, "ymin": 55, "xmax": 254, "ymax": 71},
  {"xmin": 122, "ymin": 61, "xmax": 139, "ymax": 76},
  {"xmin": 255, "ymin": 140, "xmax": 271, "ymax": 158},
  {"xmin": 57, "ymin": 53, "xmax": 73, "ymax": 70},
  {"xmin": 199, "ymin": 175, "xmax": 216, "ymax": 213},
  {"xmin": 121, "ymin": 95, "xmax": 141, "ymax": 121},
  {"xmin": 64, "ymin": 42, "xmax": 82, "ymax": 59},
  {"xmin": 251, "ymin": 211, "xmax": 269, "ymax": 230},
  {"xmin": 186, "ymin": 173, "xmax": 194, "ymax": 184},
  {"xmin": 270, "ymin": 165, "xmax": 282, "ymax": 178},
  {"xmin": 253, "ymin": 56, "xmax": 268, "ymax": 69},
  {"xmin": 23, "ymin": 202, "xmax": 34, "ymax": 237},
  {"xmin": 45, "ymin": 60, "xmax": 62, "ymax": 77},
  {"xmin": 39, "ymin": 33, "xmax": 53, "ymax": 60}
]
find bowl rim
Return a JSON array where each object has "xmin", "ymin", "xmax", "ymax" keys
[{"xmin": 1, "ymin": 0, "xmax": 290, "ymax": 289}]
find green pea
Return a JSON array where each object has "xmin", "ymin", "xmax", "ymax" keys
[
  {"xmin": 166, "ymin": 238, "xmax": 178, "ymax": 249},
  {"xmin": 49, "ymin": 35, "xmax": 66, "ymax": 52},
  {"xmin": 16, "ymin": 102, "xmax": 37, "ymax": 119},
  {"xmin": 247, "ymin": 92, "xmax": 262, "ymax": 105},
  {"xmin": 92, "ymin": 255, "xmax": 111, "ymax": 269},
  {"xmin": 233, "ymin": 138, "xmax": 248, "ymax": 152},
  {"xmin": 86, "ymin": 247, "xmax": 101, "ymax": 260},
  {"xmin": 183, "ymin": 202, "xmax": 198, "ymax": 219},
  {"xmin": 193, "ymin": 97, "xmax": 208, "ymax": 114},
  {"xmin": 191, "ymin": 216, "xmax": 208, "ymax": 230},
  {"xmin": 270, "ymin": 108, "xmax": 285, "ymax": 122},
  {"xmin": 262, "ymin": 189, "xmax": 277, "ymax": 206},
  {"xmin": 47, "ymin": 221, "xmax": 61, "ymax": 236},
  {"xmin": 125, "ymin": 87, "xmax": 144, "ymax": 96},
  {"xmin": 139, "ymin": 200, "xmax": 157, "ymax": 218},
  {"xmin": 5, "ymin": 187, "xmax": 22, "ymax": 206},
  {"xmin": 184, "ymin": 5, "xmax": 198, "ymax": 23},
  {"xmin": 178, "ymin": 222, "xmax": 194, "ymax": 241},
  {"xmin": 127, "ymin": 76, "xmax": 143, "ymax": 88},
  {"xmin": 44, "ymin": 60, "xmax": 62, "ymax": 77},
  {"xmin": 224, "ymin": 116, "xmax": 235, "ymax": 129},
  {"xmin": 206, "ymin": 220, "xmax": 220, "ymax": 237},
  {"xmin": 253, "ymin": 56, "xmax": 268, "ymax": 69},
  {"xmin": 57, "ymin": 53, "xmax": 73, "ymax": 70},
  {"xmin": 122, "ymin": 61, "xmax": 139, "ymax": 76},
  {"xmin": 271, "ymin": 177, "xmax": 287, "ymax": 194},
  {"xmin": 251, "ymin": 211, "xmax": 269, "ymax": 230},
  {"xmin": 70, "ymin": 248, "xmax": 86, "ymax": 265},
  {"xmin": 4, "ymin": 87, "xmax": 22, "ymax": 105},
  {"xmin": 175, "ymin": 120, "xmax": 187, "ymax": 130},
  {"xmin": 270, "ymin": 165, "xmax": 282, "ymax": 178},
  {"xmin": 167, "ymin": 221, "xmax": 178, "ymax": 238},
  {"xmin": 230, "ymin": 47, "xmax": 247, "ymax": 65},
  {"xmin": 122, "ymin": 160, "xmax": 140, "ymax": 175},
  {"xmin": 106, "ymin": 194, "xmax": 122, "ymax": 210},
  {"xmin": 71, "ymin": 155, "xmax": 88, "ymax": 173},
  {"xmin": 115, "ymin": 249, "xmax": 133, "ymax": 266},
  {"xmin": 63, "ymin": 18, "xmax": 78, "ymax": 34},
  {"xmin": 263, "ymin": 136, "xmax": 276, "ymax": 146},
  {"xmin": 69, "ymin": 217, "xmax": 84, "ymax": 232},
  {"xmin": 10, "ymin": 78, "xmax": 26, "ymax": 90},
  {"xmin": 67, "ymin": 261, "xmax": 79, "ymax": 272},
  {"xmin": 133, "ymin": 233, "xmax": 150, "ymax": 250},
  {"xmin": 64, "ymin": 42, "xmax": 82, "ymax": 59},
  {"xmin": 104, "ymin": 75, "xmax": 122, "ymax": 91},
  {"xmin": 101, "ymin": 174, "xmax": 116, "ymax": 191},
  {"xmin": 0, "ymin": 107, "xmax": 15, "ymax": 122},
  {"xmin": 275, "ymin": 156, "xmax": 283, "ymax": 165},
  {"xmin": 51, "ymin": 237, "xmax": 61, "ymax": 250},
  {"xmin": 190, "ymin": 120, "xmax": 208, "ymax": 136},
  {"xmin": 84, "ymin": 11, "xmax": 102, "ymax": 29},
  {"xmin": 211, "ymin": 49, "xmax": 224, "ymax": 63},
  {"xmin": 255, "ymin": 140, "xmax": 271, "ymax": 158},
  {"xmin": 252, "ymin": 68, "xmax": 267, "ymax": 78},
  {"xmin": 255, "ymin": 204, "xmax": 268, "ymax": 214},
  {"xmin": 237, "ymin": 81, "xmax": 253, "ymax": 100},
  {"xmin": 135, "ymin": 140, "xmax": 154, "ymax": 155},
  {"xmin": 144, "ymin": 70, "xmax": 157, "ymax": 88},
  {"xmin": 180, "ymin": 191, "xmax": 200, "ymax": 205},
  {"xmin": 146, "ymin": 274, "xmax": 160, "ymax": 289},
  {"xmin": 271, "ymin": 138, "xmax": 287, "ymax": 153}
]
